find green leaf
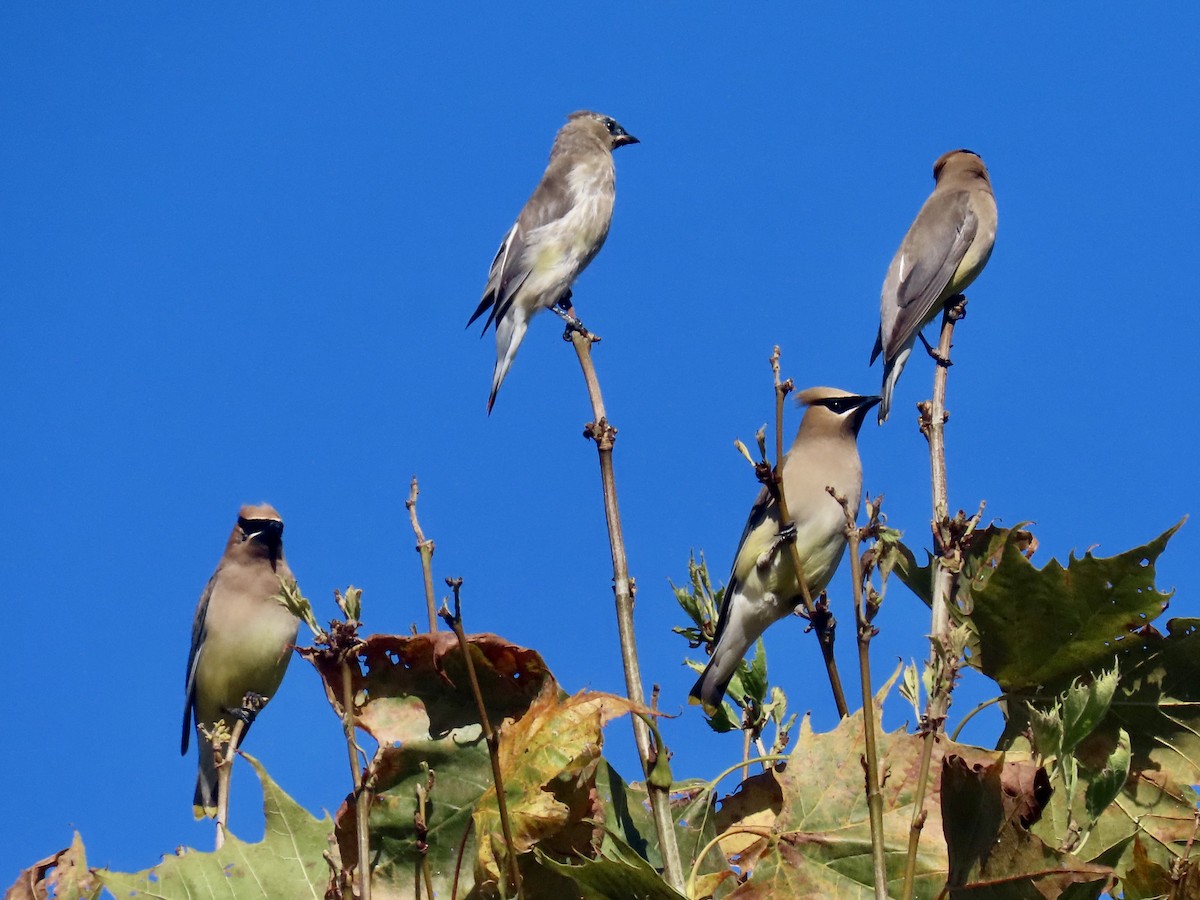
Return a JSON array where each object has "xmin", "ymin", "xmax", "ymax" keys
[
  {"xmin": 1027, "ymin": 703, "xmax": 1064, "ymax": 760},
  {"xmin": 1085, "ymin": 727, "xmax": 1130, "ymax": 825},
  {"xmin": 968, "ymin": 521, "xmax": 1181, "ymax": 690},
  {"xmin": 900, "ymin": 660, "xmax": 923, "ymax": 723},
  {"xmin": 741, "ymin": 638, "xmax": 769, "ymax": 708},
  {"xmin": 534, "ymin": 841, "xmax": 689, "ymax": 899},
  {"xmin": 98, "ymin": 754, "xmax": 333, "ymax": 898},
  {"xmin": 1061, "ymin": 664, "xmax": 1119, "ymax": 754},
  {"xmin": 1004, "ymin": 618, "xmax": 1200, "ymax": 890}
]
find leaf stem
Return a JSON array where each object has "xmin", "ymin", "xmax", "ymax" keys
[
  {"xmin": 949, "ymin": 695, "xmax": 1003, "ymax": 742},
  {"xmin": 439, "ymin": 579, "xmax": 524, "ymax": 900},
  {"xmin": 686, "ymin": 826, "xmax": 775, "ymax": 899},
  {"xmin": 566, "ymin": 324, "xmax": 686, "ymax": 892}
]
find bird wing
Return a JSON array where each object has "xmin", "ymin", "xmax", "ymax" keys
[
  {"xmin": 711, "ymin": 485, "xmax": 776, "ymax": 645},
  {"xmin": 180, "ymin": 571, "xmax": 217, "ymax": 754},
  {"xmin": 877, "ymin": 190, "xmax": 978, "ymax": 361},
  {"xmin": 467, "ymin": 168, "xmax": 574, "ymax": 332}
]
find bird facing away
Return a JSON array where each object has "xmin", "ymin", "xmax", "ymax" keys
[
  {"xmin": 467, "ymin": 110, "xmax": 639, "ymax": 413},
  {"xmin": 181, "ymin": 504, "xmax": 299, "ymax": 818},
  {"xmin": 871, "ymin": 149, "xmax": 997, "ymax": 423},
  {"xmin": 690, "ymin": 389, "xmax": 880, "ymax": 713}
]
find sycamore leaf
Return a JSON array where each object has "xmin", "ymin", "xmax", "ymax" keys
[
  {"xmin": 1117, "ymin": 835, "xmax": 1200, "ymax": 900},
  {"xmin": 302, "ymin": 631, "xmax": 551, "ymax": 899},
  {"xmin": 966, "ymin": 521, "xmax": 1181, "ymax": 690},
  {"xmin": 5, "ymin": 833, "xmax": 99, "ymax": 900},
  {"xmin": 97, "ymin": 754, "xmax": 332, "ymax": 899},
  {"xmin": 1084, "ymin": 727, "xmax": 1130, "ymax": 825},
  {"xmin": 1061, "ymin": 665, "xmax": 1119, "ymax": 755},
  {"xmin": 941, "ymin": 754, "xmax": 1114, "ymax": 898},
  {"xmin": 534, "ymin": 842, "xmax": 689, "ymax": 899},
  {"xmin": 714, "ymin": 709, "xmax": 949, "ymax": 898},
  {"xmin": 1004, "ymin": 619, "xmax": 1200, "ymax": 892},
  {"xmin": 472, "ymin": 689, "xmax": 646, "ymax": 892}
]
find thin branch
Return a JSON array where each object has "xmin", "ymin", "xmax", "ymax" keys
[
  {"xmin": 439, "ymin": 578, "xmax": 524, "ymax": 900},
  {"xmin": 414, "ymin": 765, "xmax": 436, "ymax": 900},
  {"xmin": 451, "ymin": 817, "xmax": 473, "ymax": 900},
  {"xmin": 214, "ymin": 714, "xmax": 247, "ymax": 850},
  {"xmin": 405, "ymin": 477, "xmax": 439, "ymax": 633},
  {"xmin": 902, "ymin": 297, "xmax": 966, "ymax": 900},
  {"xmin": 832, "ymin": 489, "xmax": 888, "ymax": 899},
  {"xmin": 764, "ymin": 347, "xmax": 850, "ymax": 718},
  {"xmin": 340, "ymin": 654, "xmax": 372, "ymax": 900},
  {"xmin": 565, "ymin": 322, "xmax": 686, "ymax": 892}
]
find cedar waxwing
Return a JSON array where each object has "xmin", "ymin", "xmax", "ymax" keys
[
  {"xmin": 181, "ymin": 504, "xmax": 299, "ymax": 818},
  {"xmin": 871, "ymin": 149, "xmax": 997, "ymax": 423},
  {"xmin": 690, "ymin": 389, "xmax": 880, "ymax": 713},
  {"xmin": 467, "ymin": 110, "xmax": 639, "ymax": 413}
]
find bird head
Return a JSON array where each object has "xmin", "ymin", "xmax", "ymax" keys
[
  {"xmin": 566, "ymin": 110, "xmax": 639, "ymax": 151},
  {"xmin": 233, "ymin": 503, "xmax": 285, "ymax": 571},
  {"xmin": 933, "ymin": 149, "xmax": 991, "ymax": 186},
  {"xmin": 796, "ymin": 387, "xmax": 882, "ymax": 438}
]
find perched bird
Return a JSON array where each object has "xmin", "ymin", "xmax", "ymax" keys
[
  {"xmin": 690, "ymin": 389, "xmax": 880, "ymax": 713},
  {"xmin": 467, "ymin": 110, "xmax": 639, "ymax": 413},
  {"xmin": 181, "ymin": 504, "xmax": 299, "ymax": 818},
  {"xmin": 871, "ymin": 149, "xmax": 997, "ymax": 423}
]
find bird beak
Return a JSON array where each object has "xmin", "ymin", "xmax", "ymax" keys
[
  {"xmin": 851, "ymin": 396, "xmax": 883, "ymax": 435},
  {"xmin": 614, "ymin": 133, "xmax": 640, "ymax": 148}
]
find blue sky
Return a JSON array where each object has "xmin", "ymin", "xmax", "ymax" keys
[{"xmin": 3, "ymin": 3, "xmax": 1198, "ymax": 882}]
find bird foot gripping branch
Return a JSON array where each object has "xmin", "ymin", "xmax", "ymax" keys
[{"xmin": 223, "ymin": 691, "xmax": 269, "ymax": 726}]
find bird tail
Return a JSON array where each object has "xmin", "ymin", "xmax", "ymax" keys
[
  {"xmin": 689, "ymin": 601, "xmax": 760, "ymax": 714},
  {"xmin": 689, "ymin": 640, "xmax": 749, "ymax": 714},
  {"xmin": 877, "ymin": 343, "xmax": 912, "ymax": 424},
  {"xmin": 486, "ymin": 313, "xmax": 528, "ymax": 414}
]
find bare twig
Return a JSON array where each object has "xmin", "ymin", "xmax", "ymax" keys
[
  {"xmin": 414, "ymin": 765, "xmax": 435, "ymax": 899},
  {"xmin": 833, "ymin": 489, "xmax": 888, "ymax": 899},
  {"xmin": 340, "ymin": 652, "xmax": 373, "ymax": 900},
  {"xmin": 901, "ymin": 297, "xmax": 967, "ymax": 900},
  {"xmin": 1169, "ymin": 809, "xmax": 1200, "ymax": 898},
  {"xmin": 439, "ymin": 578, "xmax": 524, "ymax": 900},
  {"xmin": 565, "ymin": 322, "xmax": 686, "ymax": 892},
  {"xmin": 405, "ymin": 477, "xmax": 439, "ymax": 633},
  {"xmin": 763, "ymin": 346, "xmax": 850, "ymax": 718},
  {"xmin": 213, "ymin": 714, "xmax": 247, "ymax": 850}
]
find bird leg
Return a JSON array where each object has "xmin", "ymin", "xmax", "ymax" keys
[
  {"xmin": 918, "ymin": 331, "xmax": 953, "ymax": 367},
  {"xmin": 554, "ymin": 290, "xmax": 600, "ymax": 341},
  {"xmin": 224, "ymin": 691, "xmax": 269, "ymax": 729},
  {"xmin": 757, "ymin": 522, "xmax": 798, "ymax": 571}
]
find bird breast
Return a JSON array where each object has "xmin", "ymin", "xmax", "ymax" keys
[{"xmin": 518, "ymin": 160, "xmax": 616, "ymax": 305}]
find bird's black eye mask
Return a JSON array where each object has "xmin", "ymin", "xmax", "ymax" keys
[
  {"xmin": 811, "ymin": 397, "xmax": 863, "ymax": 414},
  {"xmin": 604, "ymin": 118, "xmax": 624, "ymax": 136},
  {"xmin": 237, "ymin": 517, "xmax": 283, "ymax": 541}
]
